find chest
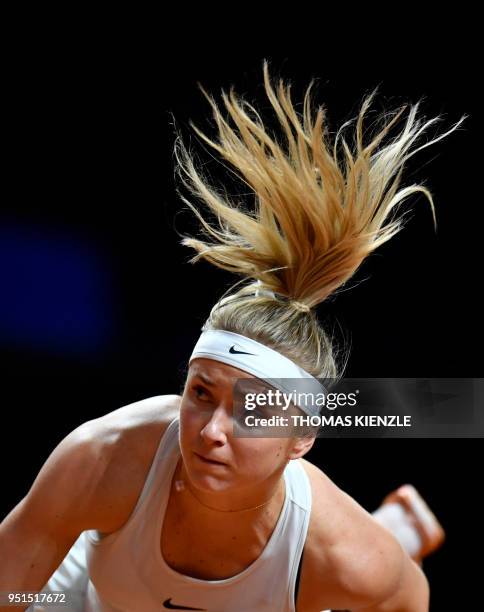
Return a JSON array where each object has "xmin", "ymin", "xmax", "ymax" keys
[
  {"xmin": 160, "ymin": 497, "xmax": 333, "ymax": 612},
  {"xmin": 160, "ymin": 496, "xmax": 276, "ymax": 580}
]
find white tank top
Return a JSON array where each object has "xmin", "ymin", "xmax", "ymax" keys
[{"xmin": 83, "ymin": 416, "xmax": 312, "ymax": 612}]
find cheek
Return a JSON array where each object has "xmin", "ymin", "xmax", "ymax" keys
[
  {"xmin": 180, "ymin": 403, "xmax": 199, "ymax": 442},
  {"xmin": 179, "ymin": 405, "xmax": 200, "ymax": 443},
  {"xmin": 235, "ymin": 441, "xmax": 287, "ymax": 473}
]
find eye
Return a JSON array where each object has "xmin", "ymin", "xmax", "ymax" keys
[
  {"xmin": 253, "ymin": 406, "xmax": 272, "ymax": 418},
  {"xmin": 192, "ymin": 385, "xmax": 210, "ymax": 401}
]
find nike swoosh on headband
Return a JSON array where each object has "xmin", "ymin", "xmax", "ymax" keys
[
  {"xmin": 163, "ymin": 598, "xmax": 207, "ymax": 611},
  {"xmin": 229, "ymin": 345, "xmax": 256, "ymax": 356}
]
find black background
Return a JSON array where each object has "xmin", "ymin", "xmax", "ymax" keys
[{"xmin": 1, "ymin": 25, "xmax": 481, "ymax": 610}]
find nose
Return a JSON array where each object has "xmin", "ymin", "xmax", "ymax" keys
[{"xmin": 200, "ymin": 405, "xmax": 231, "ymax": 446}]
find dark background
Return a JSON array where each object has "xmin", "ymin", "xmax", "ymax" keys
[{"xmin": 1, "ymin": 31, "xmax": 481, "ymax": 609}]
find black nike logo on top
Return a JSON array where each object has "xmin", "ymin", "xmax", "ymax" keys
[
  {"xmin": 229, "ymin": 345, "xmax": 256, "ymax": 356},
  {"xmin": 162, "ymin": 598, "xmax": 207, "ymax": 610}
]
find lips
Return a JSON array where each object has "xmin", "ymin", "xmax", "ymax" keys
[{"xmin": 194, "ymin": 452, "xmax": 226, "ymax": 466}]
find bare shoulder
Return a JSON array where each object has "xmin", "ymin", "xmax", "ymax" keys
[
  {"xmin": 85, "ymin": 394, "xmax": 182, "ymax": 481},
  {"xmin": 81, "ymin": 394, "xmax": 182, "ymax": 533},
  {"xmin": 298, "ymin": 457, "xmax": 375, "ymax": 548},
  {"xmin": 92, "ymin": 393, "xmax": 182, "ymax": 450},
  {"xmin": 296, "ymin": 458, "xmax": 405, "ymax": 611},
  {"xmin": 0, "ymin": 395, "xmax": 182, "ymax": 591}
]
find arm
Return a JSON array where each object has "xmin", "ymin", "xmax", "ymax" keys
[
  {"xmin": 0, "ymin": 394, "xmax": 180, "ymax": 612},
  {"xmin": 298, "ymin": 460, "xmax": 431, "ymax": 612},
  {"xmin": 0, "ymin": 422, "xmax": 111, "ymax": 611},
  {"xmin": 336, "ymin": 521, "xmax": 430, "ymax": 611},
  {"xmin": 353, "ymin": 541, "xmax": 430, "ymax": 611}
]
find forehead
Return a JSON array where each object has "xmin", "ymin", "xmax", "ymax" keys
[
  {"xmin": 188, "ymin": 358, "xmax": 282, "ymax": 399},
  {"xmin": 188, "ymin": 358, "xmax": 256, "ymax": 386}
]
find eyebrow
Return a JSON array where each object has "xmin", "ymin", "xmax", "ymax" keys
[{"xmin": 193, "ymin": 372, "xmax": 215, "ymax": 387}]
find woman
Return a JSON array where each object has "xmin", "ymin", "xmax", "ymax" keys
[{"xmin": 1, "ymin": 60, "xmax": 461, "ymax": 611}]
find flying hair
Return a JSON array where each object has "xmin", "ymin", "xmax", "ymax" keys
[{"xmin": 172, "ymin": 60, "xmax": 467, "ymax": 380}]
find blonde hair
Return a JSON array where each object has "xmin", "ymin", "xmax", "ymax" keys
[{"xmin": 173, "ymin": 60, "xmax": 466, "ymax": 380}]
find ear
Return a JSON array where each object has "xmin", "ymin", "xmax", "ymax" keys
[{"xmin": 287, "ymin": 435, "xmax": 316, "ymax": 460}]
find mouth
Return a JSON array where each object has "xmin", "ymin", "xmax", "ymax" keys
[{"xmin": 194, "ymin": 452, "xmax": 227, "ymax": 466}]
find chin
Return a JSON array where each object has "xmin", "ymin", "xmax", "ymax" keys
[{"xmin": 186, "ymin": 454, "xmax": 233, "ymax": 490}]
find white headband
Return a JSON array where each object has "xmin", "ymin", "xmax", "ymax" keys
[{"xmin": 189, "ymin": 329, "xmax": 327, "ymax": 417}]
